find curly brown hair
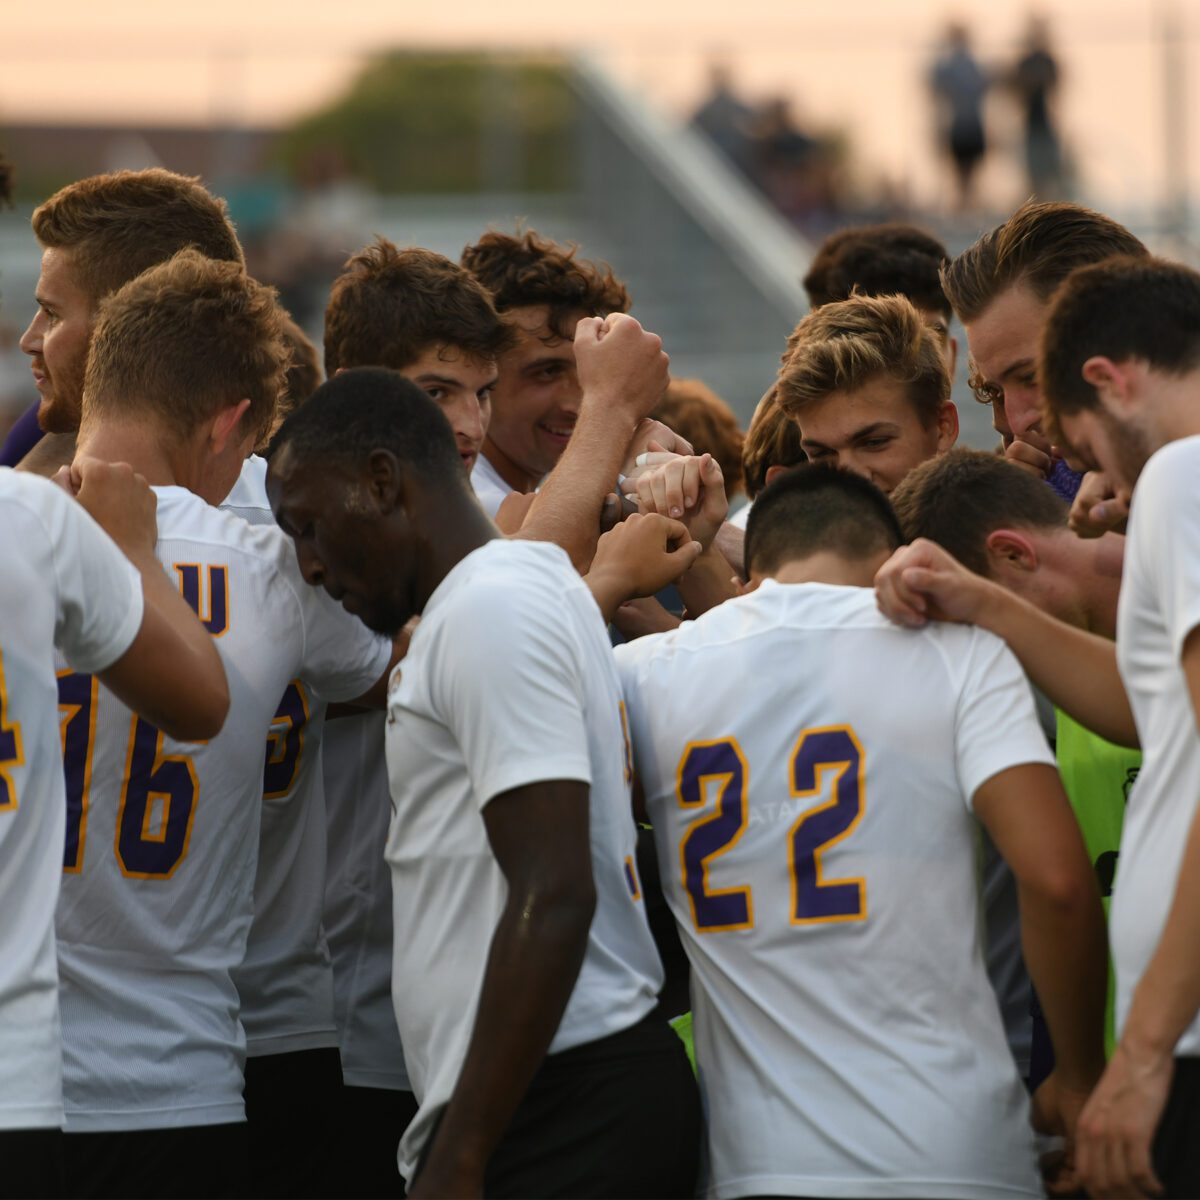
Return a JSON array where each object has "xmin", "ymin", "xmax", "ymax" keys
[
  {"xmin": 460, "ymin": 229, "xmax": 630, "ymax": 339},
  {"xmin": 324, "ymin": 238, "xmax": 515, "ymax": 376}
]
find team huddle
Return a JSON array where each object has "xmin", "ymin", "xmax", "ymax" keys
[{"xmin": 1, "ymin": 166, "xmax": 1198, "ymax": 1200}]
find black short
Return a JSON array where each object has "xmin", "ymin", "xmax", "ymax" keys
[
  {"xmin": 0, "ymin": 1128, "xmax": 64, "ymax": 1199},
  {"xmin": 63, "ymin": 1122, "xmax": 247, "ymax": 1199},
  {"xmin": 415, "ymin": 1011, "xmax": 700, "ymax": 1198},
  {"xmin": 1154, "ymin": 1055, "xmax": 1200, "ymax": 1197},
  {"xmin": 243, "ymin": 1046, "xmax": 343, "ymax": 1198},
  {"xmin": 336, "ymin": 1084, "xmax": 419, "ymax": 1198}
]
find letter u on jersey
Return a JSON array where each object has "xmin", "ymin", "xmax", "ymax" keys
[{"xmin": 174, "ymin": 565, "xmax": 230, "ymax": 637}]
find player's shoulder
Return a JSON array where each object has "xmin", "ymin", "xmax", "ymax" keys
[
  {"xmin": 434, "ymin": 538, "xmax": 578, "ymax": 618},
  {"xmin": 0, "ymin": 465, "xmax": 72, "ymax": 526},
  {"xmin": 218, "ymin": 454, "xmax": 270, "ymax": 519},
  {"xmin": 1133, "ymin": 435, "xmax": 1200, "ymax": 513}
]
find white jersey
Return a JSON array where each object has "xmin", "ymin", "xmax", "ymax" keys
[
  {"xmin": 56, "ymin": 486, "xmax": 391, "ymax": 1131},
  {"xmin": 222, "ymin": 456, "xmax": 339, "ymax": 1059},
  {"xmin": 1114, "ymin": 436, "xmax": 1200, "ymax": 1057},
  {"xmin": 468, "ymin": 452, "xmax": 514, "ymax": 518},
  {"xmin": 0, "ymin": 471, "xmax": 143, "ymax": 1130},
  {"xmin": 323, "ymin": 711, "xmax": 410, "ymax": 1090},
  {"xmin": 385, "ymin": 539, "xmax": 662, "ymax": 1180},
  {"xmin": 615, "ymin": 582, "xmax": 1053, "ymax": 1200}
]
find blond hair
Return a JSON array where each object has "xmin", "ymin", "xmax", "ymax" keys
[
  {"xmin": 776, "ymin": 293, "xmax": 949, "ymax": 427},
  {"xmin": 84, "ymin": 250, "xmax": 287, "ymax": 444}
]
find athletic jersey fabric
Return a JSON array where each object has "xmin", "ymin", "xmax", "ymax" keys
[
  {"xmin": 323, "ymin": 710, "xmax": 411, "ymax": 1091},
  {"xmin": 0, "ymin": 471, "xmax": 143, "ymax": 1130},
  {"xmin": 468, "ymin": 452, "xmax": 514, "ymax": 518},
  {"xmin": 56, "ymin": 486, "xmax": 391, "ymax": 1131},
  {"xmin": 1055, "ymin": 709, "xmax": 1138, "ymax": 1053},
  {"xmin": 222, "ymin": 455, "xmax": 339, "ymax": 1059},
  {"xmin": 1113, "ymin": 436, "xmax": 1200, "ymax": 1058},
  {"xmin": 385, "ymin": 539, "xmax": 663, "ymax": 1180},
  {"xmin": 0, "ymin": 400, "xmax": 44, "ymax": 467},
  {"xmin": 615, "ymin": 581, "xmax": 1052, "ymax": 1200}
]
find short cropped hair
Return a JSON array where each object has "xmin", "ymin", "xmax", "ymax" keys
[
  {"xmin": 652, "ymin": 379, "xmax": 745, "ymax": 496},
  {"xmin": 740, "ymin": 386, "xmax": 806, "ymax": 500},
  {"xmin": 776, "ymin": 293, "xmax": 950, "ymax": 428},
  {"xmin": 890, "ymin": 449, "xmax": 1067, "ymax": 576},
  {"xmin": 743, "ymin": 463, "xmax": 902, "ymax": 577},
  {"xmin": 323, "ymin": 238, "xmax": 515, "ymax": 377},
  {"xmin": 804, "ymin": 223, "xmax": 951, "ymax": 318},
  {"xmin": 1040, "ymin": 255, "xmax": 1200, "ymax": 442},
  {"xmin": 941, "ymin": 201, "xmax": 1147, "ymax": 323},
  {"xmin": 32, "ymin": 169, "xmax": 244, "ymax": 305},
  {"xmin": 270, "ymin": 367, "xmax": 467, "ymax": 486},
  {"xmin": 84, "ymin": 250, "xmax": 287, "ymax": 444},
  {"xmin": 460, "ymin": 229, "xmax": 630, "ymax": 340}
]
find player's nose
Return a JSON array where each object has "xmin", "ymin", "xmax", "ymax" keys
[{"xmin": 295, "ymin": 542, "xmax": 325, "ymax": 588}]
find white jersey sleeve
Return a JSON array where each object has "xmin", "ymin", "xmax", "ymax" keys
[
  {"xmin": 468, "ymin": 454, "xmax": 515, "ymax": 519},
  {"xmin": 0, "ymin": 472, "xmax": 142, "ymax": 1131},
  {"xmin": 430, "ymin": 583, "xmax": 594, "ymax": 806}
]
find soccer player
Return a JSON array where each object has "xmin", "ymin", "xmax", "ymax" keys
[
  {"xmin": 617, "ymin": 465, "xmax": 1108, "ymax": 1198},
  {"xmin": 460, "ymin": 228, "xmax": 631, "ymax": 515},
  {"xmin": 940, "ymin": 199, "xmax": 1146, "ymax": 494},
  {"xmin": 267, "ymin": 357, "xmax": 702, "ymax": 1198},
  {"xmin": 802, "ymin": 221, "xmax": 958, "ymax": 374},
  {"xmin": 774, "ymin": 292, "xmax": 958, "ymax": 495},
  {"xmin": 892, "ymin": 448, "xmax": 1139, "ymax": 1052},
  {"xmin": 0, "ymin": 460, "xmax": 229, "ymax": 1198},
  {"xmin": 55, "ymin": 251, "xmax": 397, "ymax": 1199},
  {"xmin": 10, "ymin": 168, "xmax": 245, "ymax": 474},
  {"xmin": 875, "ymin": 255, "xmax": 1200, "ymax": 1197}
]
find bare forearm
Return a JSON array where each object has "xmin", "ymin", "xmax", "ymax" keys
[
  {"xmin": 1019, "ymin": 879, "xmax": 1109, "ymax": 1088},
  {"xmin": 423, "ymin": 890, "xmax": 594, "ymax": 1176},
  {"xmin": 980, "ymin": 584, "xmax": 1138, "ymax": 747},
  {"xmin": 517, "ymin": 406, "xmax": 638, "ymax": 571},
  {"xmin": 677, "ymin": 546, "xmax": 738, "ymax": 617}
]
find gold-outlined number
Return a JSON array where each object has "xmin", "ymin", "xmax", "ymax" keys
[
  {"xmin": 0, "ymin": 650, "xmax": 25, "ymax": 811},
  {"xmin": 675, "ymin": 727, "xmax": 867, "ymax": 933}
]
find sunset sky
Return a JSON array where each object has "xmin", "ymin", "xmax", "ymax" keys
[{"xmin": 2, "ymin": 0, "xmax": 1198, "ymax": 217}]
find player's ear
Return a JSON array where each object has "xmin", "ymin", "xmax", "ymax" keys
[
  {"xmin": 209, "ymin": 399, "xmax": 252, "ymax": 455},
  {"xmin": 365, "ymin": 448, "xmax": 404, "ymax": 514},
  {"xmin": 984, "ymin": 528, "xmax": 1038, "ymax": 576},
  {"xmin": 934, "ymin": 400, "xmax": 959, "ymax": 453}
]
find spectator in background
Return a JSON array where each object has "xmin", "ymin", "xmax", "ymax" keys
[
  {"xmin": 0, "ymin": 152, "xmax": 11, "ymax": 207},
  {"xmin": 689, "ymin": 61, "xmax": 755, "ymax": 179},
  {"xmin": 929, "ymin": 23, "xmax": 989, "ymax": 211},
  {"xmin": 651, "ymin": 379, "xmax": 744, "ymax": 507},
  {"xmin": 1010, "ymin": 15, "xmax": 1065, "ymax": 199},
  {"xmin": 803, "ymin": 222, "xmax": 957, "ymax": 375}
]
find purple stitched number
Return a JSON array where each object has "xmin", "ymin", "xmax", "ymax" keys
[
  {"xmin": 57, "ymin": 671, "xmax": 97, "ymax": 871},
  {"xmin": 116, "ymin": 718, "xmax": 197, "ymax": 879},
  {"xmin": 790, "ymin": 728, "xmax": 866, "ymax": 925},
  {"xmin": 678, "ymin": 740, "xmax": 752, "ymax": 932},
  {"xmin": 263, "ymin": 681, "xmax": 309, "ymax": 799}
]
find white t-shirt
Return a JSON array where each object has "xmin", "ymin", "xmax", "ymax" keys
[
  {"xmin": 323, "ymin": 711, "xmax": 411, "ymax": 1090},
  {"xmin": 385, "ymin": 539, "xmax": 662, "ymax": 1180},
  {"xmin": 56, "ymin": 487, "xmax": 391, "ymax": 1130},
  {"xmin": 469, "ymin": 453, "xmax": 515, "ymax": 518},
  {"xmin": 615, "ymin": 581, "xmax": 1053, "ymax": 1200},
  {"xmin": 222, "ymin": 455, "xmax": 339, "ymax": 1059},
  {"xmin": 1113, "ymin": 435, "xmax": 1200, "ymax": 1058},
  {"xmin": 0, "ymin": 471, "xmax": 143, "ymax": 1131}
]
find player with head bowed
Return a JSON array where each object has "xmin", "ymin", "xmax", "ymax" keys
[
  {"xmin": 53, "ymin": 250, "xmax": 399, "ymax": 1200},
  {"xmin": 940, "ymin": 199, "xmax": 1147, "ymax": 508},
  {"xmin": 8, "ymin": 168, "xmax": 245, "ymax": 474},
  {"xmin": 267, "ymin": 358, "xmax": 704, "ymax": 1200},
  {"xmin": 876, "ymin": 254, "xmax": 1200, "ymax": 1198},
  {"xmin": 774, "ymin": 292, "xmax": 959, "ymax": 497},
  {"xmin": 0, "ymin": 458, "xmax": 230, "ymax": 1198},
  {"xmin": 615, "ymin": 464, "xmax": 1108, "ymax": 1199}
]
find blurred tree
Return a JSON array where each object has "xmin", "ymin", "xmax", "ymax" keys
[{"xmin": 278, "ymin": 52, "xmax": 575, "ymax": 194}]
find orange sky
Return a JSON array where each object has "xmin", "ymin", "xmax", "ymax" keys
[{"xmin": 2, "ymin": 0, "xmax": 1197, "ymax": 215}]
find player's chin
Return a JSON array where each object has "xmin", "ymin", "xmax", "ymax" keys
[{"xmin": 37, "ymin": 393, "xmax": 78, "ymax": 434}]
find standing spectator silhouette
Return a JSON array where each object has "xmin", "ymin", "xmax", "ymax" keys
[
  {"xmin": 930, "ymin": 23, "xmax": 989, "ymax": 211},
  {"xmin": 690, "ymin": 61, "xmax": 755, "ymax": 180},
  {"xmin": 1011, "ymin": 16, "xmax": 1064, "ymax": 198}
]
